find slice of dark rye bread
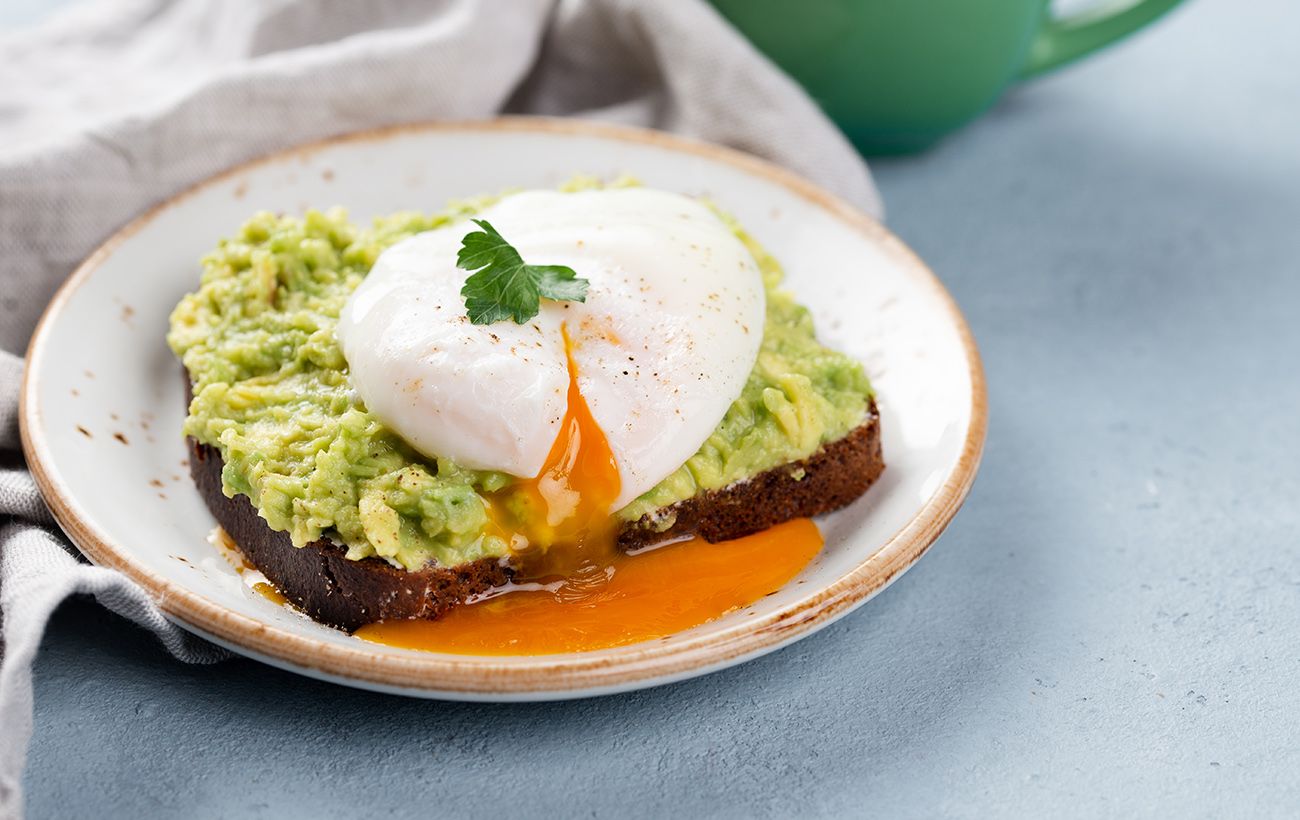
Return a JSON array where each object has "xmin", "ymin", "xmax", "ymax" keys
[{"xmin": 187, "ymin": 398, "xmax": 883, "ymax": 631}]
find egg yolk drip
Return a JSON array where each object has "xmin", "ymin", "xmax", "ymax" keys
[
  {"xmin": 485, "ymin": 326, "xmax": 623, "ymax": 582},
  {"xmin": 353, "ymin": 326, "xmax": 826, "ymax": 655}
]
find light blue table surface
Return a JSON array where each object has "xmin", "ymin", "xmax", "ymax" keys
[{"xmin": 14, "ymin": 0, "xmax": 1300, "ymax": 817}]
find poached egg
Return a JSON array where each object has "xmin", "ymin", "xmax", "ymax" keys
[{"xmin": 336, "ymin": 188, "xmax": 765, "ymax": 511}]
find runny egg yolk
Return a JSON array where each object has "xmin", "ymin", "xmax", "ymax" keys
[
  {"xmin": 352, "ymin": 325, "xmax": 826, "ymax": 655},
  {"xmin": 486, "ymin": 326, "xmax": 623, "ymax": 581}
]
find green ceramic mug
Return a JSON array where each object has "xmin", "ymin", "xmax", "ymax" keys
[{"xmin": 708, "ymin": 0, "xmax": 1186, "ymax": 153}]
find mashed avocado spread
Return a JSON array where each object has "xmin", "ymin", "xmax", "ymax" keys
[{"xmin": 169, "ymin": 184, "xmax": 873, "ymax": 571}]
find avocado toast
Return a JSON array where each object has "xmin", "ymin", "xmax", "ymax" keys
[{"xmin": 170, "ymin": 184, "xmax": 883, "ymax": 633}]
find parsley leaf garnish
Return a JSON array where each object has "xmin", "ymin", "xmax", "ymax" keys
[{"xmin": 456, "ymin": 219, "xmax": 589, "ymax": 325}]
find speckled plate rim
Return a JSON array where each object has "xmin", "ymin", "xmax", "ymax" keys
[{"xmin": 21, "ymin": 117, "xmax": 986, "ymax": 700}]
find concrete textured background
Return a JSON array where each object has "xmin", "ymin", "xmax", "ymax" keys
[{"xmin": 12, "ymin": 0, "xmax": 1300, "ymax": 816}]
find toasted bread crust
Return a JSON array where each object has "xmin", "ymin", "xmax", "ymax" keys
[
  {"xmin": 188, "ymin": 440, "xmax": 512, "ymax": 631},
  {"xmin": 187, "ymin": 389, "xmax": 882, "ymax": 631},
  {"xmin": 617, "ymin": 401, "xmax": 883, "ymax": 550}
]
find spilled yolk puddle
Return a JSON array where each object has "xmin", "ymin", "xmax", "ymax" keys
[
  {"xmin": 252, "ymin": 581, "xmax": 288, "ymax": 605},
  {"xmin": 356, "ymin": 518, "xmax": 822, "ymax": 655},
  {"xmin": 210, "ymin": 526, "xmax": 291, "ymax": 606},
  {"xmin": 352, "ymin": 326, "xmax": 826, "ymax": 655}
]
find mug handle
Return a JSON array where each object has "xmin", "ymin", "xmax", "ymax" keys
[{"xmin": 1019, "ymin": 0, "xmax": 1186, "ymax": 78}]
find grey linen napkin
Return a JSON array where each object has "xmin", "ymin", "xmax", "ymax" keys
[{"xmin": 0, "ymin": 0, "xmax": 880, "ymax": 814}]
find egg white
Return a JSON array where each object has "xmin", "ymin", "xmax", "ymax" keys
[{"xmin": 336, "ymin": 188, "xmax": 765, "ymax": 509}]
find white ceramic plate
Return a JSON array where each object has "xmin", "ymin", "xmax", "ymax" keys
[{"xmin": 21, "ymin": 119, "xmax": 985, "ymax": 700}]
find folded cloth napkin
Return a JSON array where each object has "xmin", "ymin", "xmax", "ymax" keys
[{"xmin": 0, "ymin": 0, "xmax": 879, "ymax": 813}]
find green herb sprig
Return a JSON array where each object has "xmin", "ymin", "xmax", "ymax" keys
[{"xmin": 457, "ymin": 219, "xmax": 588, "ymax": 325}]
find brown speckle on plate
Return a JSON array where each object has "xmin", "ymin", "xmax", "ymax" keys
[{"xmin": 113, "ymin": 432, "xmax": 129, "ymax": 445}]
